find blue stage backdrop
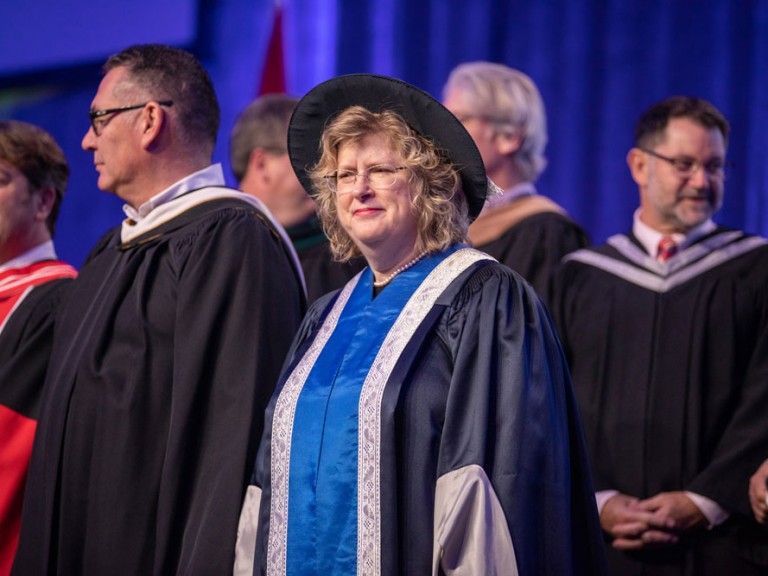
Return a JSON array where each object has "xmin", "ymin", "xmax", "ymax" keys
[{"xmin": 1, "ymin": 0, "xmax": 766, "ymax": 268}]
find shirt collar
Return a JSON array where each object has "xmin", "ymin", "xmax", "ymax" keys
[
  {"xmin": 632, "ymin": 209, "xmax": 717, "ymax": 256},
  {"xmin": 122, "ymin": 164, "xmax": 226, "ymax": 222},
  {"xmin": 0, "ymin": 240, "xmax": 57, "ymax": 273}
]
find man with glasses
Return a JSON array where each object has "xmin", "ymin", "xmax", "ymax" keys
[
  {"xmin": 0, "ymin": 121, "xmax": 76, "ymax": 576},
  {"xmin": 230, "ymin": 94, "xmax": 363, "ymax": 304},
  {"xmin": 553, "ymin": 96, "xmax": 768, "ymax": 574},
  {"xmin": 443, "ymin": 61, "xmax": 589, "ymax": 305},
  {"xmin": 13, "ymin": 44, "xmax": 305, "ymax": 575}
]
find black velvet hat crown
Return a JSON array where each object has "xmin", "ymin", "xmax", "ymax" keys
[{"xmin": 287, "ymin": 73, "xmax": 490, "ymax": 220}]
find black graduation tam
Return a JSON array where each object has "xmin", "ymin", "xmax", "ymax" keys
[{"xmin": 287, "ymin": 73, "xmax": 492, "ymax": 220}]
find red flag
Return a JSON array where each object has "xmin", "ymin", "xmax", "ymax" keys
[{"xmin": 258, "ymin": 3, "xmax": 286, "ymax": 95}]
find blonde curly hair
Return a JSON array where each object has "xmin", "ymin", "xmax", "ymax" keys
[{"xmin": 309, "ymin": 106, "xmax": 469, "ymax": 261}]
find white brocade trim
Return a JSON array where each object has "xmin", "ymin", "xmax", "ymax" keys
[
  {"xmin": 432, "ymin": 464, "xmax": 518, "ymax": 576},
  {"xmin": 265, "ymin": 248, "xmax": 492, "ymax": 576},
  {"xmin": 357, "ymin": 249, "xmax": 492, "ymax": 575},
  {"xmin": 266, "ymin": 274, "xmax": 361, "ymax": 576},
  {"xmin": 234, "ymin": 485, "xmax": 263, "ymax": 576}
]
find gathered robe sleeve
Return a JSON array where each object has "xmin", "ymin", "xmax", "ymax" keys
[
  {"xmin": 431, "ymin": 263, "xmax": 605, "ymax": 575},
  {"xmin": 150, "ymin": 207, "xmax": 305, "ymax": 572},
  {"xmin": 684, "ymin": 260, "xmax": 768, "ymax": 516}
]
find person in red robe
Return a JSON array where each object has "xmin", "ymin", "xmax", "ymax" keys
[{"xmin": 0, "ymin": 120, "xmax": 76, "ymax": 575}]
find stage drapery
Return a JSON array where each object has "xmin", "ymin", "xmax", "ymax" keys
[{"xmin": 1, "ymin": 0, "xmax": 766, "ymax": 266}]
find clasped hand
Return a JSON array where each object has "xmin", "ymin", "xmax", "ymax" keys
[
  {"xmin": 748, "ymin": 459, "xmax": 768, "ymax": 524},
  {"xmin": 600, "ymin": 492, "xmax": 707, "ymax": 550}
]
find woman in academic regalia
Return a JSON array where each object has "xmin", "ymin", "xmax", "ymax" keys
[{"xmin": 234, "ymin": 74, "xmax": 607, "ymax": 576}]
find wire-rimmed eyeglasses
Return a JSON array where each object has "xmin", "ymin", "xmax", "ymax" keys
[
  {"xmin": 89, "ymin": 100, "xmax": 173, "ymax": 136},
  {"xmin": 324, "ymin": 164, "xmax": 409, "ymax": 194},
  {"xmin": 638, "ymin": 147, "xmax": 730, "ymax": 179}
]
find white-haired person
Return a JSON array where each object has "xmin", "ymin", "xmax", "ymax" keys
[{"xmin": 443, "ymin": 62, "xmax": 589, "ymax": 305}]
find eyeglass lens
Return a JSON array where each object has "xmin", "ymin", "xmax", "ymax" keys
[{"xmin": 329, "ymin": 165, "xmax": 405, "ymax": 192}]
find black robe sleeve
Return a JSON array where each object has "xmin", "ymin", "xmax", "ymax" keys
[
  {"xmin": 432, "ymin": 263, "xmax": 606, "ymax": 575},
  {"xmin": 685, "ymin": 261, "xmax": 768, "ymax": 516},
  {"xmin": 153, "ymin": 207, "xmax": 306, "ymax": 572}
]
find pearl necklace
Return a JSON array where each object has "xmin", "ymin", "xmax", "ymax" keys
[{"xmin": 372, "ymin": 250, "xmax": 428, "ymax": 288}]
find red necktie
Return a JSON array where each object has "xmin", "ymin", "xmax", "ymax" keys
[{"xmin": 657, "ymin": 236, "xmax": 677, "ymax": 262}]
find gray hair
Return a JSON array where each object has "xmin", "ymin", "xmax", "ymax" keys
[{"xmin": 444, "ymin": 61, "xmax": 547, "ymax": 182}]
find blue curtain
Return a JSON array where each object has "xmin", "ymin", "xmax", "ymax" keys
[
  {"xmin": 281, "ymin": 0, "xmax": 768, "ymax": 245},
  {"xmin": 1, "ymin": 0, "xmax": 766, "ymax": 267}
]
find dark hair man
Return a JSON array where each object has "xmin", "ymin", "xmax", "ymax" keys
[
  {"xmin": 13, "ymin": 45, "xmax": 305, "ymax": 575},
  {"xmin": 554, "ymin": 96, "xmax": 768, "ymax": 575}
]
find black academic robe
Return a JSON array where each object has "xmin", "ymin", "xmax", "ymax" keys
[
  {"xmin": 244, "ymin": 255, "xmax": 607, "ymax": 575},
  {"xmin": 474, "ymin": 211, "xmax": 589, "ymax": 307},
  {"xmin": 13, "ymin": 197, "xmax": 305, "ymax": 575},
  {"xmin": 286, "ymin": 216, "xmax": 365, "ymax": 305},
  {"xmin": 553, "ymin": 228, "xmax": 768, "ymax": 575}
]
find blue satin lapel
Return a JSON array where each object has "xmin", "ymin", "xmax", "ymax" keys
[{"xmin": 285, "ymin": 249, "xmax": 455, "ymax": 575}]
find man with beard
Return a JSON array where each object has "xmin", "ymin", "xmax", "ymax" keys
[{"xmin": 553, "ymin": 96, "xmax": 768, "ymax": 575}]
